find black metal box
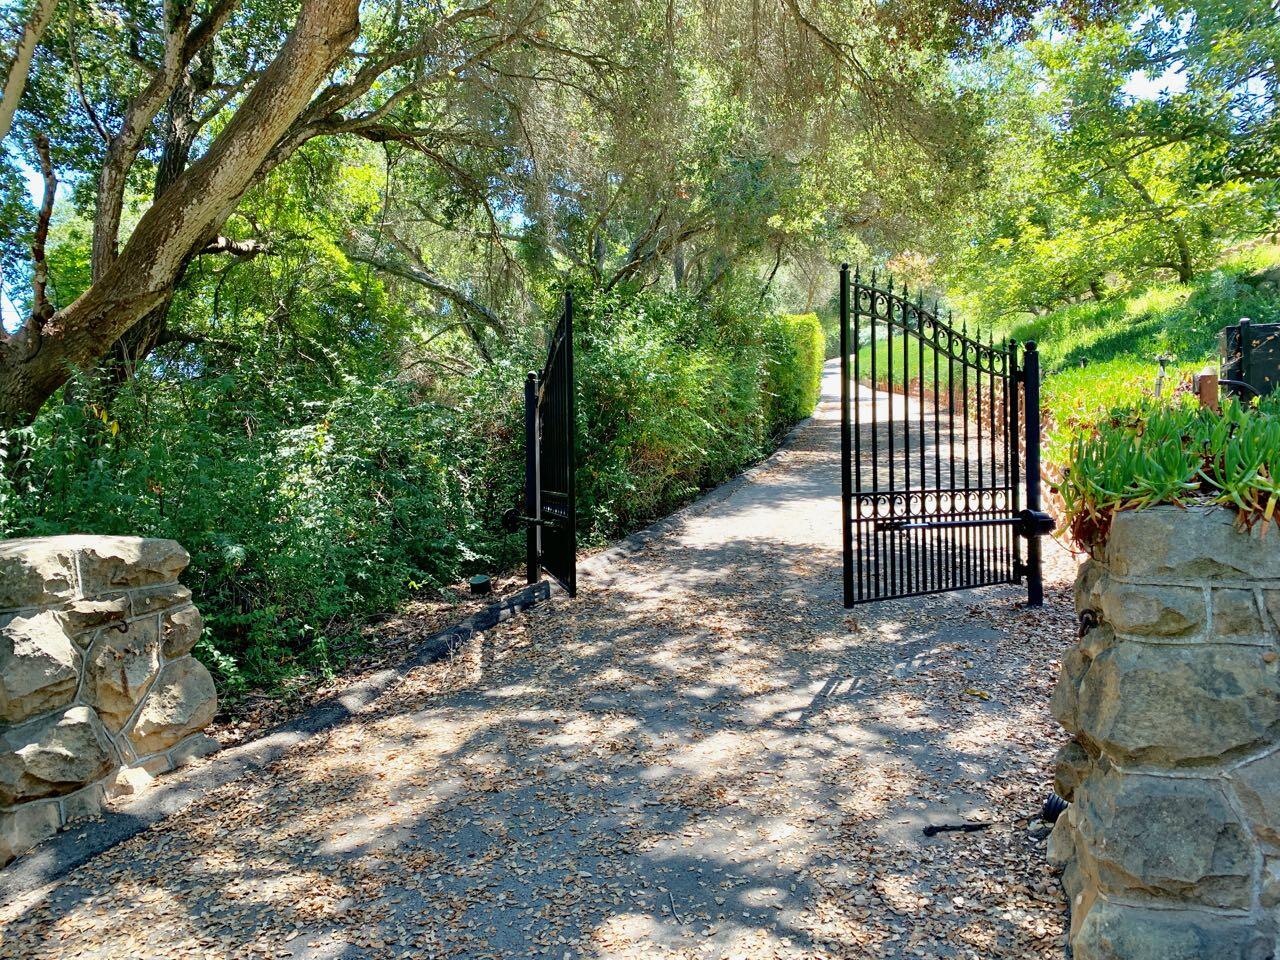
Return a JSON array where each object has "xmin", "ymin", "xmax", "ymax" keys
[{"xmin": 1220, "ymin": 320, "xmax": 1280, "ymax": 400}]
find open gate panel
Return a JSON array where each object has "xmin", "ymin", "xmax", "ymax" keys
[
  {"xmin": 838, "ymin": 265, "xmax": 1048, "ymax": 607},
  {"xmin": 520, "ymin": 291, "xmax": 577, "ymax": 597}
]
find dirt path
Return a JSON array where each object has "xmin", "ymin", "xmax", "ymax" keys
[{"xmin": 0, "ymin": 361, "xmax": 1079, "ymax": 960}]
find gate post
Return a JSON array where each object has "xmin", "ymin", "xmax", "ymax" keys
[
  {"xmin": 1023, "ymin": 341, "xmax": 1044, "ymax": 606},
  {"xmin": 840, "ymin": 264, "xmax": 854, "ymax": 608},
  {"xmin": 524, "ymin": 371, "xmax": 540, "ymax": 586}
]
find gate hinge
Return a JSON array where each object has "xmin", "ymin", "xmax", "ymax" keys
[{"xmin": 1015, "ymin": 509, "xmax": 1054, "ymax": 539}]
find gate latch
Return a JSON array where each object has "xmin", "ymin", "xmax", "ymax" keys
[{"xmin": 1015, "ymin": 509, "xmax": 1055, "ymax": 539}]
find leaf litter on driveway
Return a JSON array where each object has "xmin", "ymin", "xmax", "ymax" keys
[{"xmin": 0, "ymin": 367, "xmax": 1078, "ymax": 959}]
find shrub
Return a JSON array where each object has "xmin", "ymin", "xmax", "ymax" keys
[
  {"xmin": 1056, "ymin": 395, "xmax": 1280, "ymax": 552},
  {"xmin": 767, "ymin": 313, "xmax": 825, "ymax": 432},
  {"xmin": 1, "ymin": 286, "xmax": 821, "ymax": 697}
]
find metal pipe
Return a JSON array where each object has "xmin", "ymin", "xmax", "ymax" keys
[
  {"xmin": 1024, "ymin": 341, "xmax": 1044, "ymax": 607},
  {"xmin": 840, "ymin": 264, "xmax": 854, "ymax": 608},
  {"xmin": 524, "ymin": 372, "xmax": 540, "ymax": 586}
]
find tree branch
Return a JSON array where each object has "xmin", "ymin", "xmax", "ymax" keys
[
  {"xmin": 0, "ymin": 0, "xmax": 58, "ymax": 144},
  {"xmin": 30, "ymin": 132, "xmax": 56, "ymax": 323},
  {"xmin": 0, "ymin": 0, "xmax": 362, "ymax": 428},
  {"xmin": 90, "ymin": 0, "xmax": 243, "ymax": 277},
  {"xmin": 200, "ymin": 236, "xmax": 270, "ymax": 258}
]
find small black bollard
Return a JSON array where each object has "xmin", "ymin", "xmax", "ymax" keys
[
  {"xmin": 469, "ymin": 575, "xmax": 493, "ymax": 596},
  {"xmin": 1042, "ymin": 791, "xmax": 1069, "ymax": 824}
]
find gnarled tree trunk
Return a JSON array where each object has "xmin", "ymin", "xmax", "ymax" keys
[{"xmin": 0, "ymin": 0, "xmax": 359, "ymax": 430}]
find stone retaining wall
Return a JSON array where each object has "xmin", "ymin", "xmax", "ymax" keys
[
  {"xmin": 0, "ymin": 536, "xmax": 218, "ymax": 867},
  {"xmin": 1050, "ymin": 505, "xmax": 1280, "ymax": 959}
]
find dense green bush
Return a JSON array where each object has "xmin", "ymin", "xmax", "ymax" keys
[
  {"xmin": 1, "ymin": 286, "xmax": 823, "ymax": 697},
  {"xmin": 767, "ymin": 314, "xmax": 826, "ymax": 431}
]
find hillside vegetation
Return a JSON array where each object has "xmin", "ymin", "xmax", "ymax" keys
[{"xmin": 1013, "ymin": 244, "xmax": 1280, "ymax": 460}]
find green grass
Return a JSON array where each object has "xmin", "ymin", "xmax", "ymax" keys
[
  {"xmin": 843, "ymin": 243, "xmax": 1280, "ymax": 468},
  {"xmin": 1009, "ymin": 243, "xmax": 1280, "ymax": 457}
]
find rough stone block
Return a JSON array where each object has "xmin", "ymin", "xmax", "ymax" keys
[
  {"xmin": 84, "ymin": 617, "xmax": 162, "ymax": 730},
  {"xmin": 55, "ymin": 595, "xmax": 130, "ymax": 638},
  {"xmin": 127, "ymin": 657, "xmax": 217, "ymax": 755},
  {"xmin": 161, "ymin": 605, "xmax": 203, "ymax": 658},
  {"xmin": 59, "ymin": 780, "xmax": 106, "ymax": 823},
  {"xmin": 0, "ymin": 800, "xmax": 61, "ymax": 867},
  {"xmin": 1072, "ymin": 768, "xmax": 1256, "ymax": 909},
  {"xmin": 1214, "ymin": 589, "xmax": 1268, "ymax": 640},
  {"xmin": 106, "ymin": 765, "xmax": 154, "ymax": 798},
  {"xmin": 1053, "ymin": 738, "xmax": 1093, "ymax": 801},
  {"xmin": 1106, "ymin": 505, "xmax": 1280, "ymax": 580},
  {"xmin": 1263, "ymin": 858, "xmax": 1280, "ymax": 909},
  {"xmin": 1077, "ymin": 642, "xmax": 1280, "ymax": 766},
  {"xmin": 76, "ymin": 537, "xmax": 189, "ymax": 596},
  {"xmin": 1072, "ymin": 899, "xmax": 1269, "ymax": 960},
  {"xmin": 1051, "ymin": 648, "xmax": 1088, "ymax": 733},
  {"xmin": 1080, "ymin": 623, "xmax": 1117, "ymax": 660},
  {"xmin": 1048, "ymin": 815, "xmax": 1073, "ymax": 865},
  {"xmin": 0, "ymin": 610, "xmax": 80, "ymax": 723},
  {"xmin": 1263, "ymin": 591, "xmax": 1280, "ymax": 636},
  {"xmin": 0, "ymin": 538, "xmax": 78, "ymax": 609},
  {"xmin": 0, "ymin": 706, "xmax": 115, "ymax": 805},
  {"xmin": 129, "ymin": 583, "xmax": 192, "ymax": 617},
  {"xmin": 1229, "ymin": 746, "xmax": 1280, "ymax": 847},
  {"xmin": 1076, "ymin": 558, "xmax": 1107, "ymax": 617},
  {"xmin": 1100, "ymin": 585, "xmax": 1204, "ymax": 637}
]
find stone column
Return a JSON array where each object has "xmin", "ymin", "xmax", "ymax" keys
[
  {"xmin": 0, "ymin": 536, "xmax": 219, "ymax": 867},
  {"xmin": 1050, "ymin": 505, "xmax": 1280, "ymax": 959}
]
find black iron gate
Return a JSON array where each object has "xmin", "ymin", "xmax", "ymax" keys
[
  {"xmin": 839, "ymin": 265, "xmax": 1050, "ymax": 607},
  {"xmin": 521, "ymin": 290, "xmax": 577, "ymax": 596}
]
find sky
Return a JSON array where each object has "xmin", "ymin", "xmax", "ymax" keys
[{"xmin": 1123, "ymin": 66, "xmax": 1188, "ymax": 99}]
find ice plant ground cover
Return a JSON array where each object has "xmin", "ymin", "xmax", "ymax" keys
[{"xmin": 1056, "ymin": 395, "xmax": 1280, "ymax": 552}]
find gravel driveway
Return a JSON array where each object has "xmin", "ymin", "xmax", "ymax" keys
[{"xmin": 0, "ymin": 360, "xmax": 1078, "ymax": 960}]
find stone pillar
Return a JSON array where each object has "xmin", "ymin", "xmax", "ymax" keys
[
  {"xmin": 0, "ymin": 536, "xmax": 219, "ymax": 867},
  {"xmin": 1050, "ymin": 506, "xmax": 1280, "ymax": 959}
]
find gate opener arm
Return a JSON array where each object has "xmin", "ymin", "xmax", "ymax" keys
[
  {"xmin": 502, "ymin": 508, "xmax": 563, "ymax": 533},
  {"xmin": 876, "ymin": 509, "xmax": 1054, "ymax": 539}
]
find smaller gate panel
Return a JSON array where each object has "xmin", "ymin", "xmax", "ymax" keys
[
  {"xmin": 839, "ymin": 265, "xmax": 1043, "ymax": 606},
  {"xmin": 528, "ymin": 291, "xmax": 577, "ymax": 596}
]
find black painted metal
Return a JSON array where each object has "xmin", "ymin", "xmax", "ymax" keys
[
  {"xmin": 1221, "ymin": 319, "xmax": 1280, "ymax": 400},
  {"xmin": 839, "ymin": 267, "xmax": 1046, "ymax": 607},
  {"xmin": 524, "ymin": 291, "xmax": 577, "ymax": 596}
]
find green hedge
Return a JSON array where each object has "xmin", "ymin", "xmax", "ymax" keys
[
  {"xmin": 1, "ymin": 287, "xmax": 824, "ymax": 696},
  {"xmin": 767, "ymin": 313, "xmax": 826, "ymax": 432}
]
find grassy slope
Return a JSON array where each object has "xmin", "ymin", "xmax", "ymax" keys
[
  {"xmin": 1008, "ymin": 244, "xmax": 1280, "ymax": 460},
  {"xmin": 843, "ymin": 244, "xmax": 1280, "ymax": 465}
]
